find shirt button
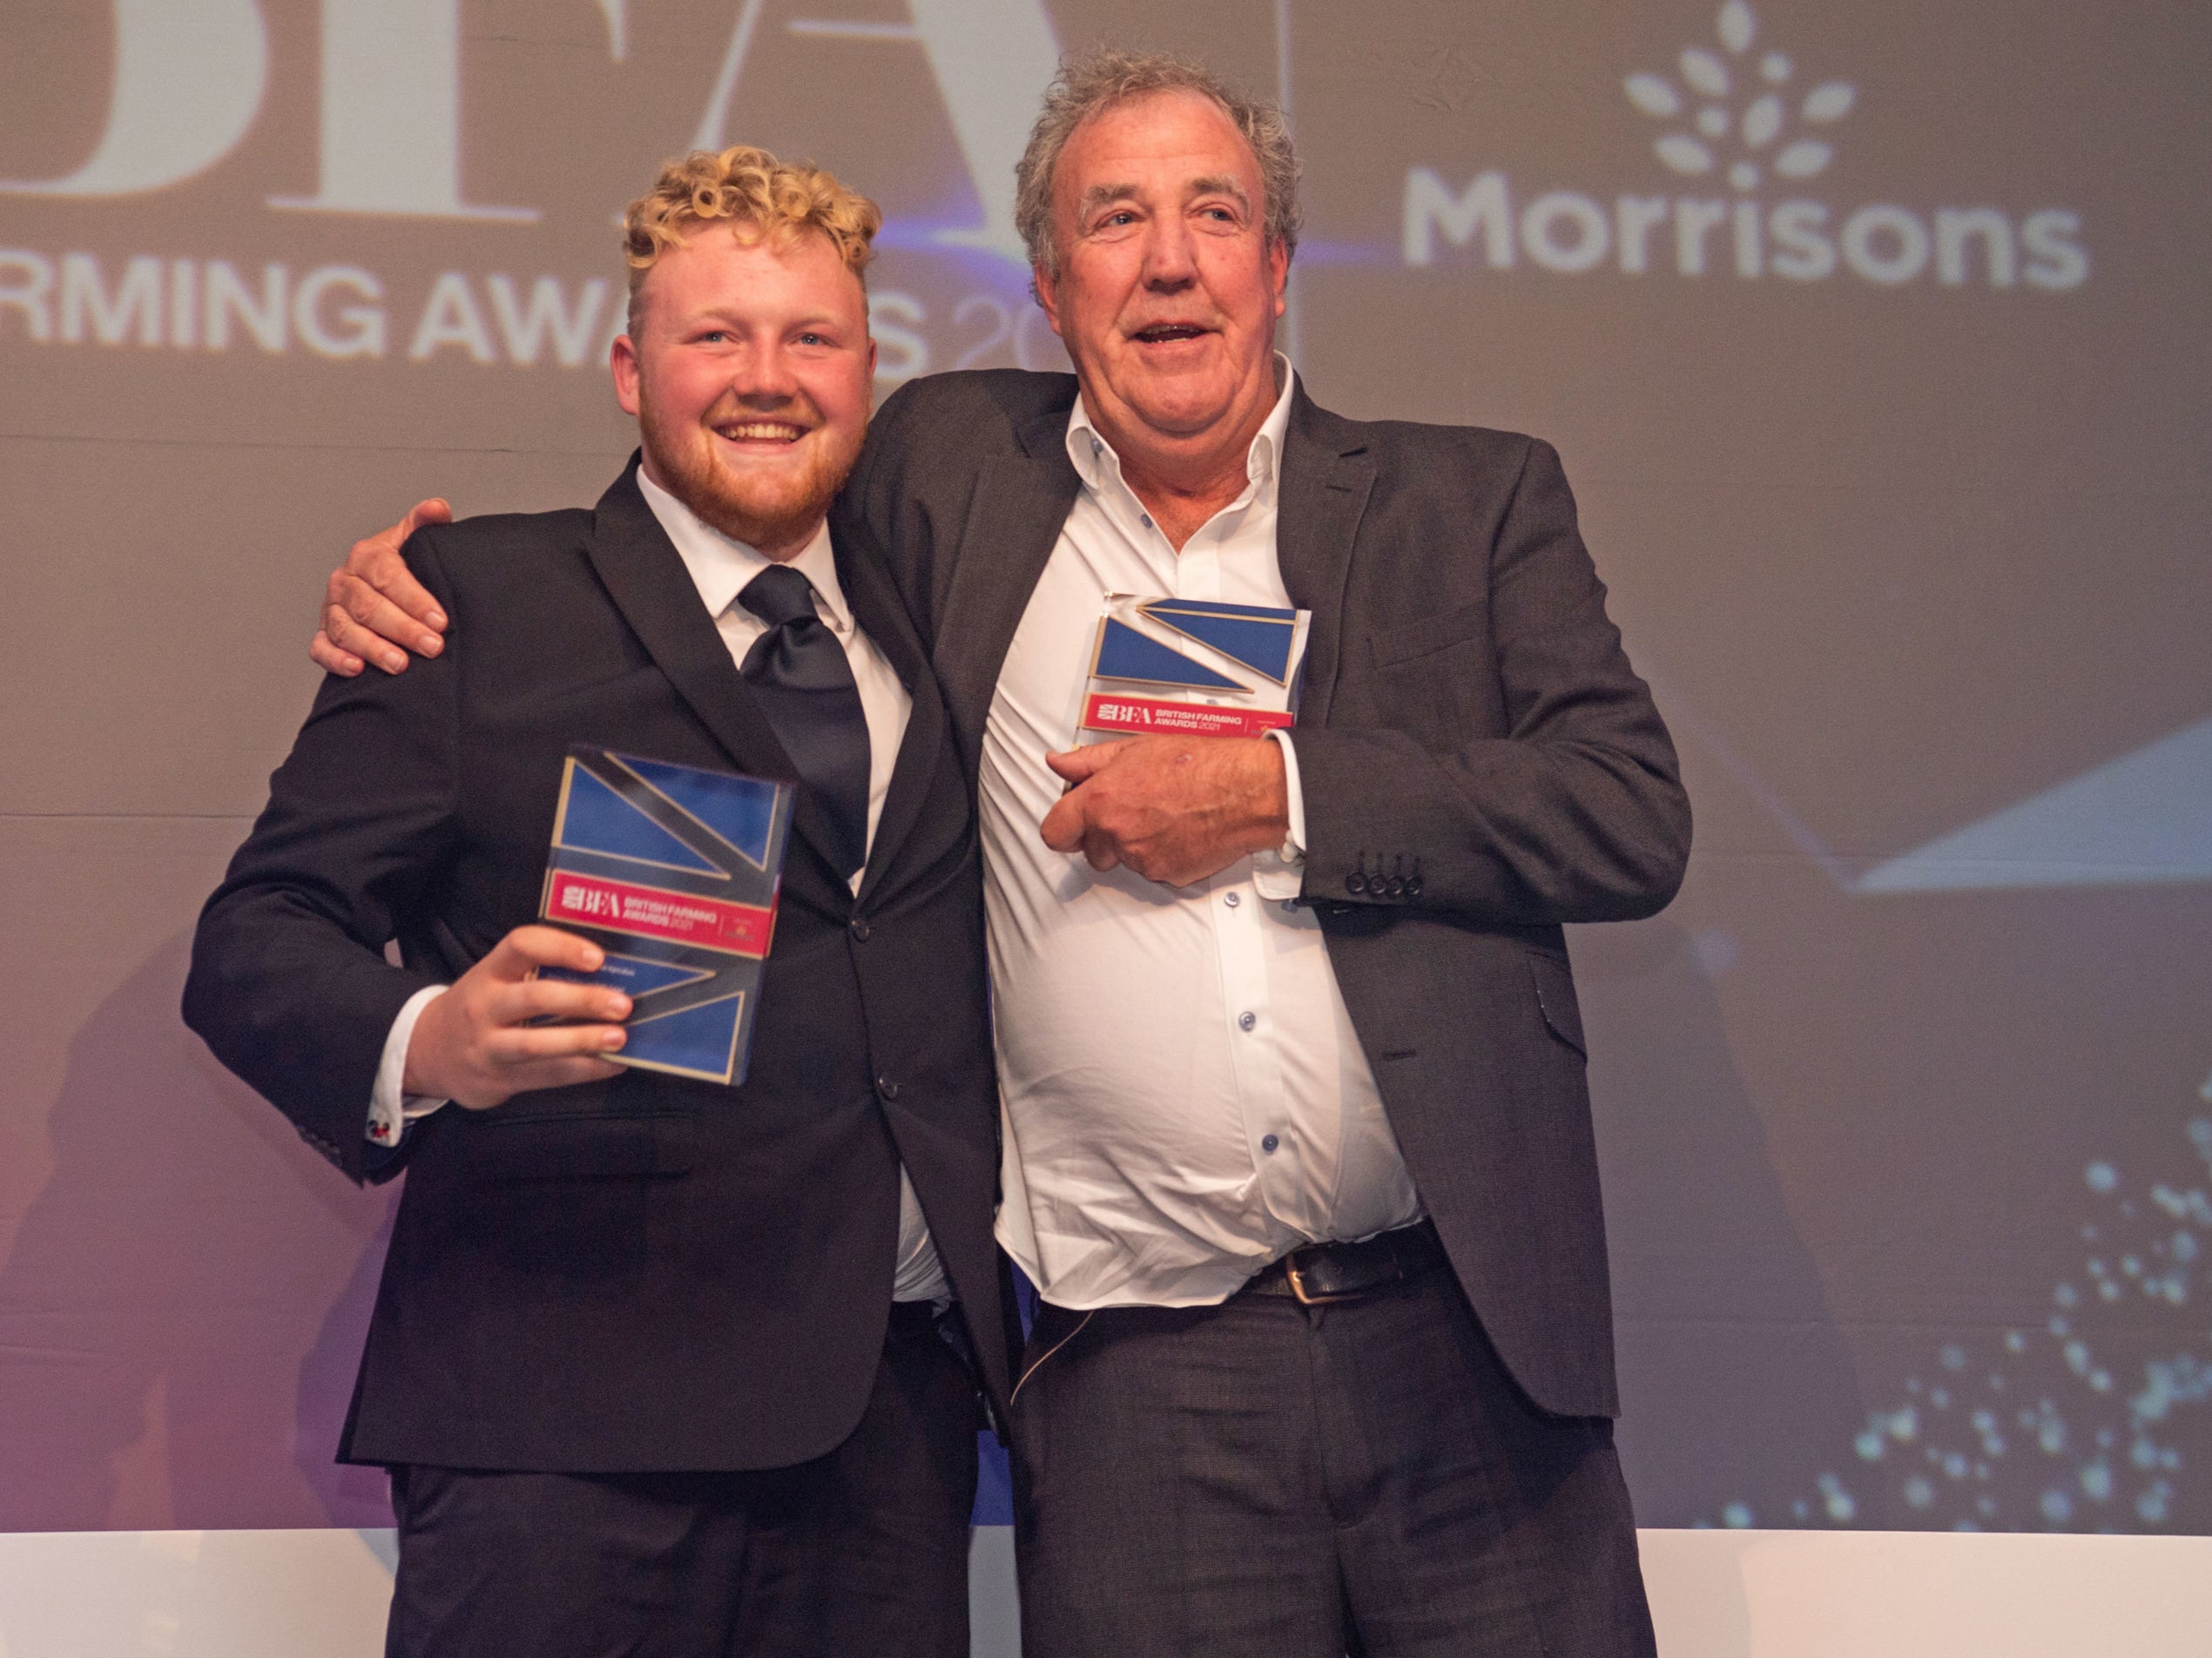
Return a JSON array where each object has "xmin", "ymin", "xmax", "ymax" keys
[
  {"xmin": 849, "ymin": 916, "xmax": 871, "ymax": 941},
  {"xmin": 1224, "ymin": 891, "xmax": 1241, "ymax": 908},
  {"xmin": 1141, "ymin": 514, "xmax": 1154, "ymax": 529},
  {"xmin": 1238, "ymin": 1011, "xmax": 1257, "ymax": 1032},
  {"xmin": 1261, "ymin": 1134, "xmax": 1280, "ymax": 1154}
]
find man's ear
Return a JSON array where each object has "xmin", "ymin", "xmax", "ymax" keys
[
  {"xmin": 1268, "ymin": 239, "xmax": 1290, "ymax": 320},
  {"xmin": 1033, "ymin": 265, "xmax": 1064, "ymax": 337},
  {"xmin": 611, "ymin": 333, "xmax": 642, "ymax": 416}
]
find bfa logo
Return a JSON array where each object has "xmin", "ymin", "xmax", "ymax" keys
[
  {"xmin": 0, "ymin": 0, "xmax": 1056, "ymax": 259},
  {"xmin": 1404, "ymin": 0, "xmax": 2087, "ymax": 291}
]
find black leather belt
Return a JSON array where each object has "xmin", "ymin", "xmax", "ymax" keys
[{"xmin": 1243, "ymin": 1220, "xmax": 1446, "ymax": 1305}]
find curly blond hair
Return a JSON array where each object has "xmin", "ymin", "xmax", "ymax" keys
[{"xmin": 622, "ymin": 146, "xmax": 882, "ymax": 331}]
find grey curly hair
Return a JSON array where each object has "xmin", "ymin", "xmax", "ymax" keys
[{"xmin": 1013, "ymin": 46, "xmax": 1303, "ymax": 285}]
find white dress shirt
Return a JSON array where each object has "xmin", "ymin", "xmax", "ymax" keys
[
  {"xmin": 369, "ymin": 471, "xmax": 948, "ymax": 1303},
  {"xmin": 987, "ymin": 361, "xmax": 1424, "ymax": 1310}
]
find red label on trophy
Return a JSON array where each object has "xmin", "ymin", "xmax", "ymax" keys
[
  {"xmin": 543, "ymin": 869, "xmax": 776, "ymax": 955},
  {"xmin": 1080, "ymin": 694, "xmax": 1297, "ymax": 740}
]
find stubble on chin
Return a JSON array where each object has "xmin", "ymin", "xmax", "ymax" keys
[{"xmin": 639, "ymin": 397, "xmax": 866, "ymax": 552}]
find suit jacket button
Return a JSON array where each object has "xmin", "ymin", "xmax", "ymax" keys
[
  {"xmin": 850, "ymin": 916, "xmax": 871, "ymax": 941},
  {"xmin": 1404, "ymin": 874, "xmax": 1424, "ymax": 897},
  {"xmin": 1345, "ymin": 873, "xmax": 1367, "ymax": 895},
  {"xmin": 1385, "ymin": 876, "xmax": 1405, "ymax": 897},
  {"xmin": 876, "ymin": 1075, "xmax": 900, "ymax": 1102}
]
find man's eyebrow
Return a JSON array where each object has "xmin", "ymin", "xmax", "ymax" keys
[
  {"xmin": 1076, "ymin": 182, "xmax": 1142, "ymax": 220},
  {"xmin": 681, "ymin": 307, "xmax": 848, "ymax": 332},
  {"xmin": 1076, "ymin": 176, "xmax": 1254, "ymax": 223},
  {"xmin": 1185, "ymin": 174, "xmax": 1253, "ymax": 212}
]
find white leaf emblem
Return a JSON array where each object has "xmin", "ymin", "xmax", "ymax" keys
[
  {"xmin": 1717, "ymin": 0, "xmax": 1757, "ymax": 55},
  {"xmin": 1774, "ymin": 139, "xmax": 1832, "ymax": 178},
  {"xmin": 1680, "ymin": 47, "xmax": 1730, "ymax": 98},
  {"xmin": 1625, "ymin": 73, "xmax": 1683, "ymax": 118},
  {"xmin": 1803, "ymin": 81, "xmax": 1856, "ymax": 122},
  {"xmin": 1741, "ymin": 93, "xmax": 1783, "ymax": 147},
  {"xmin": 1625, "ymin": 12, "xmax": 1850, "ymax": 192}
]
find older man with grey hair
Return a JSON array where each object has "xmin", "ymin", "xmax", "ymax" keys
[{"xmin": 318, "ymin": 45, "xmax": 1688, "ymax": 1658}]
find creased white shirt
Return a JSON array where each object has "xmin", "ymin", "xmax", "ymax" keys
[
  {"xmin": 369, "ymin": 475, "xmax": 948, "ymax": 1303},
  {"xmin": 987, "ymin": 361, "xmax": 1423, "ymax": 1310}
]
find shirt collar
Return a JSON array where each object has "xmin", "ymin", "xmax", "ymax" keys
[
  {"xmin": 1065, "ymin": 353, "xmax": 1298, "ymax": 504},
  {"xmin": 635, "ymin": 465, "xmax": 851, "ymax": 633}
]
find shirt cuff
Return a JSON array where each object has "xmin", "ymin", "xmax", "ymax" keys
[
  {"xmin": 368, "ymin": 984, "xmax": 451, "ymax": 1147},
  {"xmin": 1251, "ymin": 728, "xmax": 1307, "ymax": 902}
]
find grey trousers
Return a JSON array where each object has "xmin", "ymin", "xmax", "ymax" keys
[{"xmin": 1008, "ymin": 1265, "xmax": 1656, "ymax": 1658}]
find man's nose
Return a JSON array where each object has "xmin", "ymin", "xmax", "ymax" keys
[
  {"xmin": 1140, "ymin": 215, "xmax": 1199, "ymax": 289},
  {"xmin": 727, "ymin": 345, "xmax": 799, "ymax": 402}
]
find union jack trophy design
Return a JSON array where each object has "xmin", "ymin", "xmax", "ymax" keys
[
  {"xmin": 537, "ymin": 745, "xmax": 794, "ymax": 1085},
  {"xmin": 1079, "ymin": 595, "xmax": 1312, "ymax": 744}
]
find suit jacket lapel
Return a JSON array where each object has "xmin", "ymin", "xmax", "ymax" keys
[
  {"xmin": 1276, "ymin": 390, "xmax": 1375, "ymax": 730},
  {"xmin": 833, "ymin": 521, "xmax": 947, "ymax": 907},
  {"xmin": 892, "ymin": 382, "xmax": 1361, "ymax": 770},
  {"xmin": 583, "ymin": 460, "xmax": 852, "ymax": 885},
  {"xmin": 934, "ymin": 405, "xmax": 1082, "ymax": 783}
]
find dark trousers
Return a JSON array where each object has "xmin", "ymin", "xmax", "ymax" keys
[
  {"xmin": 383, "ymin": 1306, "xmax": 977, "ymax": 1658},
  {"xmin": 1008, "ymin": 1266, "xmax": 1656, "ymax": 1658}
]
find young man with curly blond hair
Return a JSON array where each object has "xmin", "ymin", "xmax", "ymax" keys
[{"xmin": 185, "ymin": 146, "xmax": 1013, "ymax": 1658}]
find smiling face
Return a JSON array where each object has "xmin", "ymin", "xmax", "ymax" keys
[
  {"xmin": 612, "ymin": 225, "xmax": 875, "ymax": 560},
  {"xmin": 1034, "ymin": 88, "xmax": 1288, "ymax": 476}
]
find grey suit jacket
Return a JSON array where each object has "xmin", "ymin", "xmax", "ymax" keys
[{"xmin": 837, "ymin": 370, "xmax": 1690, "ymax": 1419}]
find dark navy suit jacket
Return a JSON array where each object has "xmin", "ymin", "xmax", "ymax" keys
[{"xmin": 186, "ymin": 458, "xmax": 1011, "ymax": 1470}]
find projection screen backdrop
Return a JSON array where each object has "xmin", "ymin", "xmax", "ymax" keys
[{"xmin": 2, "ymin": 0, "xmax": 2208, "ymax": 1539}]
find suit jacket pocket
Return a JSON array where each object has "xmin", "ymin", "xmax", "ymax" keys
[
  {"xmin": 463, "ymin": 1106, "xmax": 698, "ymax": 1182},
  {"xmin": 1527, "ymin": 952, "xmax": 1587, "ymax": 1060},
  {"xmin": 1366, "ymin": 598, "xmax": 1488, "ymax": 668},
  {"xmin": 1357, "ymin": 599, "xmax": 1500, "ymax": 738}
]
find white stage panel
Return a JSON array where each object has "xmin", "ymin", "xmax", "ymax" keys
[{"xmin": 2, "ymin": 1527, "xmax": 2209, "ymax": 1656}]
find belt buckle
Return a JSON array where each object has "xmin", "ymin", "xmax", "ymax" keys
[{"xmin": 1283, "ymin": 1254, "xmax": 1360, "ymax": 1306}]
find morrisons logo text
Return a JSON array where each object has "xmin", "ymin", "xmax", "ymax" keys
[{"xmin": 1403, "ymin": 172, "xmax": 2085, "ymax": 291}]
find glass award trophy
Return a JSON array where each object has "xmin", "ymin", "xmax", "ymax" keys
[
  {"xmin": 536, "ymin": 745, "xmax": 794, "ymax": 1086},
  {"xmin": 1079, "ymin": 594, "xmax": 1312, "ymax": 744}
]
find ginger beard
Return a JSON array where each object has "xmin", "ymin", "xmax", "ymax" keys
[{"xmin": 636, "ymin": 381, "xmax": 865, "ymax": 553}]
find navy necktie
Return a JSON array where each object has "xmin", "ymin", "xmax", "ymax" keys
[{"xmin": 736, "ymin": 564, "xmax": 871, "ymax": 880}]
